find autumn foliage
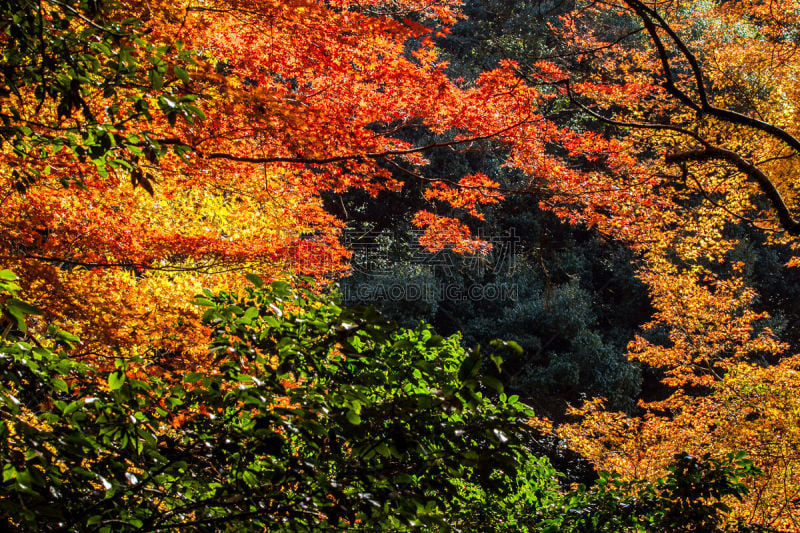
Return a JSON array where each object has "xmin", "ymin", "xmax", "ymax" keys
[{"xmin": 5, "ymin": 0, "xmax": 800, "ymax": 530}]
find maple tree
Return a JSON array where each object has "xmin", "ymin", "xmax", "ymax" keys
[
  {"xmin": 0, "ymin": 0, "xmax": 651, "ymax": 354},
  {"xmin": 0, "ymin": 0, "xmax": 640, "ymax": 366},
  {"xmin": 488, "ymin": 1, "xmax": 800, "ymax": 529},
  {"xmin": 1, "ymin": 0, "xmax": 476, "ymax": 361}
]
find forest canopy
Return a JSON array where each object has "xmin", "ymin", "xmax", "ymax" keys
[{"xmin": 3, "ymin": 0, "xmax": 800, "ymax": 530}]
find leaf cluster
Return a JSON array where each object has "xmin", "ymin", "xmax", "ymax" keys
[{"xmin": 1, "ymin": 0, "xmax": 202, "ymax": 191}]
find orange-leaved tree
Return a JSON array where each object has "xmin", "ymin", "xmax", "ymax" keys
[
  {"xmin": 3, "ymin": 0, "xmax": 642, "ymax": 365},
  {"xmin": 483, "ymin": 0, "xmax": 800, "ymax": 528},
  {"xmin": 0, "ymin": 0, "xmax": 496, "ymax": 365}
]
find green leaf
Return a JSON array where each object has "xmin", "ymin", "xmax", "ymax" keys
[
  {"xmin": 6, "ymin": 297, "xmax": 42, "ymax": 316},
  {"xmin": 54, "ymin": 329, "xmax": 80, "ymax": 343},
  {"xmin": 490, "ymin": 354, "xmax": 503, "ymax": 373},
  {"xmin": 62, "ymin": 401, "xmax": 79, "ymax": 416},
  {"xmin": 0, "ymin": 270, "xmax": 16, "ymax": 281},
  {"xmin": 173, "ymin": 65, "xmax": 190, "ymax": 83},
  {"xmin": 108, "ymin": 371, "xmax": 126, "ymax": 390},
  {"xmin": 481, "ymin": 375, "xmax": 504, "ymax": 393},
  {"xmin": 345, "ymin": 410, "xmax": 361, "ymax": 425},
  {"xmin": 51, "ymin": 378, "xmax": 69, "ymax": 393},
  {"xmin": 6, "ymin": 307, "xmax": 26, "ymax": 332},
  {"xmin": 458, "ymin": 351, "xmax": 481, "ymax": 381},
  {"xmin": 184, "ymin": 372, "xmax": 203, "ymax": 384},
  {"xmin": 245, "ymin": 273, "xmax": 263, "ymax": 287},
  {"xmin": 270, "ymin": 280, "xmax": 292, "ymax": 298},
  {"xmin": 148, "ymin": 68, "xmax": 163, "ymax": 90}
]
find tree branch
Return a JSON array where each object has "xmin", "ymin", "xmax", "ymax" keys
[
  {"xmin": 666, "ymin": 146, "xmax": 800, "ymax": 235},
  {"xmin": 167, "ymin": 117, "xmax": 531, "ymax": 165},
  {"xmin": 626, "ymin": 0, "xmax": 800, "ymax": 154}
]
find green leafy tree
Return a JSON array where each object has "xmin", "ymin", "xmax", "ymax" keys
[{"xmin": 0, "ymin": 273, "xmax": 538, "ymax": 530}]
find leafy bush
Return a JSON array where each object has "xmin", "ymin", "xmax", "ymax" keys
[
  {"xmin": 0, "ymin": 272, "xmax": 766, "ymax": 531},
  {"xmin": 0, "ymin": 273, "xmax": 536, "ymax": 530},
  {"xmin": 455, "ymin": 451, "xmax": 769, "ymax": 532}
]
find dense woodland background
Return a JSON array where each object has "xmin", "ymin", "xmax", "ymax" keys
[{"xmin": 3, "ymin": 0, "xmax": 800, "ymax": 530}]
